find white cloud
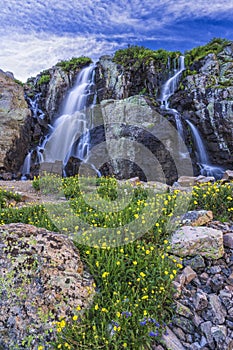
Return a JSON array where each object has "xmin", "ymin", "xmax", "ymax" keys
[
  {"xmin": 0, "ymin": 0, "xmax": 232, "ymax": 80},
  {"xmin": 0, "ymin": 32, "xmax": 125, "ymax": 81}
]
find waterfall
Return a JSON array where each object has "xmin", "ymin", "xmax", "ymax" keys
[
  {"xmin": 43, "ymin": 64, "xmax": 99, "ymax": 174},
  {"xmin": 27, "ymin": 93, "xmax": 45, "ymax": 119},
  {"xmin": 160, "ymin": 56, "xmax": 187, "ymax": 157},
  {"xmin": 160, "ymin": 56, "xmax": 185, "ymax": 110},
  {"xmin": 21, "ymin": 152, "xmax": 32, "ymax": 180},
  {"xmin": 21, "ymin": 64, "xmax": 98, "ymax": 179},
  {"xmin": 186, "ymin": 120, "xmax": 224, "ymax": 179}
]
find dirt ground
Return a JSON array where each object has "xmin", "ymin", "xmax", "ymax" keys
[{"xmin": 0, "ymin": 180, "xmax": 58, "ymax": 204}]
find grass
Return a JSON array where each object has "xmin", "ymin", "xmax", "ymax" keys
[{"xmin": 1, "ymin": 175, "xmax": 233, "ymax": 349}]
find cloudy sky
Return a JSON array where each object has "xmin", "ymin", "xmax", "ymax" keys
[{"xmin": 0, "ymin": 0, "xmax": 232, "ymax": 81}]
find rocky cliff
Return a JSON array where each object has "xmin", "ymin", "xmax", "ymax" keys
[
  {"xmin": 0, "ymin": 40, "xmax": 232, "ymax": 180},
  {"xmin": 170, "ymin": 42, "xmax": 233, "ymax": 170}
]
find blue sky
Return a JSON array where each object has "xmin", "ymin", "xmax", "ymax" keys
[{"xmin": 0, "ymin": 0, "xmax": 232, "ymax": 81}]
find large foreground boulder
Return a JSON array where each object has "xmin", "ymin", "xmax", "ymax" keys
[{"xmin": 0, "ymin": 223, "xmax": 94, "ymax": 349}]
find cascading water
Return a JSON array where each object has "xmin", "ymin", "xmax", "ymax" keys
[
  {"xmin": 160, "ymin": 56, "xmax": 185, "ymax": 110},
  {"xmin": 43, "ymin": 64, "xmax": 100, "ymax": 175},
  {"xmin": 21, "ymin": 64, "xmax": 99, "ymax": 179},
  {"xmin": 26, "ymin": 93, "xmax": 45, "ymax": 120},
  {"xmin": 160, "ymin": 56, "xmax": 187, "ymax": 157},
  {"xmin": 186, "ymin": 120, "xmax": 224, "ymax": 179}
]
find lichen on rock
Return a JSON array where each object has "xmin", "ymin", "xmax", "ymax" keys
[{"xmin": 0, "ymin": 223, "xmax": 95, "ymax": 349}]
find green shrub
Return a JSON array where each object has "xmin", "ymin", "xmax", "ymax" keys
[
  {"xmin": 113, "ymin": 45, "xmax": 181, "ymax": 69},
  {"xmin": 37, "ymin": 74, "xmax": 51, "ymax": 86},
  {"xmin": 0, "ymin": 189, "xmax": 21, "ymax": 209},
  {"xmin": 189, "ymin": 181, "xmax": 233, "ymax": 221},
  {"xmin": 56, "ymin": 56, "xmax": 92, "ymax": 72},
  {"xmin": 185, "ymin": 37, "xmax": 230, "ymax": 67}
]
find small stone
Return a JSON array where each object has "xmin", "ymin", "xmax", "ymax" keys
[
  {"xmin": 207, "ymin": 266, "xmax": 222, "ymax": 274},
  {"xmin": 226, "ymin": 320, "xmax": 233, "ymax": 329},
  {"xmin": 175, "ymin": 301, "xmax": 193, "ymax": 318},
  {"xmin": 172, "ymin": 326, "xmax": 186, "ymax": 341},
  {"xmin": 208, "ymin": 294, "xmax": 227, "ymax": 325},
  {"xmin": 209, "ymin": 274, "xmax": 226, "ymax": 292},
  {"xmin": 199, "ymin": 272, "xmax": 209, "ymax": 283},
  {"xmin": 186, "ymin": 333, "xmax": 193, "ymax": 343},
  {"xmin": 229, "ymin": 307, "xmax": 233, "ymax": 317},
  {"xmin": 177, "ymin": 176, "xmax": 196, "ymax": 187},
  {"xmin": 195, "ymin": 175, "xmax": 215, "ymax": 184},
  {"xmin": 161, "ymin": 327, "xmax": 186, "ymax": 350},
  {"xmin": 211, "ymin": 325, "xmax": 227, "ymax": 349},
  {"xmin": 219, "ymin": 289, "xmax": 233, "ymax": 310},
  {"xmin": 173, "ymin": 316, "xmax": 195, "ymax": 334},
  {"xmin": 222, "ymin": 169, "xmax": 233, "ymax": 181},
  {"xmin": 223, "ymin": 233, "xmax": 233, "ymax": 249},
  {"xmin": 200, "ymin": 321, "xmax": 215, "ymax": 349},
  {"xmin": 189, "ymin": 342, "xmax": 201, "ymax": 350},
  {"xmin": 181, "ymin": 266, "xmax": 197, "ymax": 285},
  {"xmin": 193, "ymin": 313, "xmax": 204, "ymax": 328},
  {"xmin": 200, "ymin": 335, "xmax": 208, "ymax": 347},
  {"xmin": 227, "ymin": 272, "xmax": 233, "ymax": 286},
  {"xmin": 194, "ymin": 290, "xmax": 208, "ymax": 311},
  {"xmin": 180, "ymin": 210, "xmax": 213, "ymax": 226},
  {"xmin": 183, "ymin": 255, "xmax": 206, "ymax": 271}
]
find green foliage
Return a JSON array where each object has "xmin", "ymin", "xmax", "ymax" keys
[
  {"xmin": 7, "ymin": 176, "xmax": 233, "ymax": 348},
  {"xmin": 189, "ymin": 181, "xmax": 233, "ymax": 221},
  {"xmin": 53, "ymin": 240, "xmax": 178, "ymax": 349},
  {"xmin": 113, "ymin": 45, "xmax": 181, "ymax": 69},
  {"xmin": 56, "ymin": 56, "xmax": 93, "ymax": 72},
  {"xmin": 32, "ymin": 173, "xmax": 63, "ymax": 196},
  {"xmin": 0, "ymin": 204, "xmax": 58, "ymax": 231},
  {"xmin": 185, "ymin": 37, "xmax": 230, "ymax": 67},
  {"xmin": 14, "ymin": 78, "xmax": 24, "ymax": 86},
  {"xmin": 37, "ymin": 74, "xmax": 51, "ymax": 86},
  {"xmin": 0, "ymin": 189, "xmax": 21, "ymax": 209}
]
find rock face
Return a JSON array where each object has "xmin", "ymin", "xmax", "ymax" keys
[
  {"xmin": 95, "ymin": 55, "xmax": 167, "ymax": 101},
  {"xmin": 99, "ymin": 95, "xmax": 192, "ymax": 183},
  {"xmin": 0, "ymin": 223, "xmax": 94, "ymax": 350},
  {"xmin": 0, "ymin": 70, "xmax": 31, "ymax": 174},
  {"xmin": 171, "ymin": 43, "xmax": 233, "ymax": 171}
]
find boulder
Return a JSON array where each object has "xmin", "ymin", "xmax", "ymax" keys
[
  {"xmin": 177, "ymin": 176, "xmax": 196, "ymax": 187},
  {"xmin": 171, "ymin": 226, "xmax": 224, "ymax": 259},
  {"xmin": 222, "ymin": 170, "xmax": 233, "ymax": 181},
  {"xmin": 223, "ymin": 232, "xmax": 233, "ymax": 249},
  {"xmin": 0, "ymin": 223, "xmax": 94, "ymax": 349},
  {"xmin": 180, "ymin": 210, "xmax": 213, "ymax": 226},
  {"xmin": 0, "ymin": 70, "xmax": 31, "ymax": 170}
]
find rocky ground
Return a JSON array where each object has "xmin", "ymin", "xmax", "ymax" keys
[{"xmin": 1, "ymin": 180, "xmax": 233, "ymax": 349}]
